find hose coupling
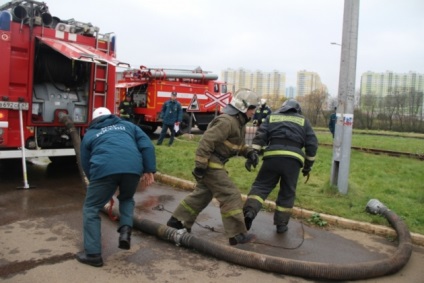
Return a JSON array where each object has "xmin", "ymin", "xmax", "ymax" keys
[{"xmin": 174, "ymin": 228, "xmax": 188, "ymax": 246}]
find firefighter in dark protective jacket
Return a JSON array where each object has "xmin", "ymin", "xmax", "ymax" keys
[
  {"xmin": 243, "ymin": 99, "xmax": 318, "ymax": 234},
  {"xmin": 252, "ymin": 98, "xmax": 272, "ymax": 127},
  {"xmin": 167, "ymin": 89, "xmax": 260, "ymax": 246},
  {"xmin": 118, "ymin": 93, "xmax": 135, "ymax": 122}
]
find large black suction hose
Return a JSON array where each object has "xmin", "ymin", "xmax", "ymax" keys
[
  {"xmin": 62, "ymin": 118, "xmax": 412, "ymax": 280},
  {"xmin": 127, "ymin": 199, "xmax": 412, "ymax": 281},
  {"xmin": 59, "ymin": 113, "xmax": 88, "ymax": 189}
]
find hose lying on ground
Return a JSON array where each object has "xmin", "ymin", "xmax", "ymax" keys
[
  {"xmin": 61, "ymin": 116, "xmax": 412, "ymax": 281},
  {"xmin": 104, "ymin": 199, "xmax": 412, "ymax": 281}
]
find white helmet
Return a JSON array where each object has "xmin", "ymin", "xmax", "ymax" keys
[
  {"xmin": 224, "ymin": 88, "xmax": 259, "ymax": 115},
  {"xmin": 92, "ymin": 107, "xmax": 111, "ymax": 120},
  {"xmin": 260, "ymin": 98, "xmax": 267, "ymax": 106}
]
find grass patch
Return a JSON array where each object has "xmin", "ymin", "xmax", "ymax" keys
[{"xmin": 155, "ymin": 132, "xmax": 424, "ymax": 235}]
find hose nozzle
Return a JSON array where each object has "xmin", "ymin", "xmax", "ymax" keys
[{"xmin": 365, "ymin": 199, "xmax": 388, "ymax": 215}]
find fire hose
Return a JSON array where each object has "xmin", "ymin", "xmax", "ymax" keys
[
  {"xmin": 105, "ymin": 200, "xmax": 412, "ymax": 281},
  {"xmin": 61, "ymin": 114, "xmax": 412, "ymax": 281}
]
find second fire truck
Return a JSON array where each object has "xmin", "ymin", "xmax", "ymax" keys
[{"xmin": 116, "ymin": 66, "xmax": 230, "ymax": 133}]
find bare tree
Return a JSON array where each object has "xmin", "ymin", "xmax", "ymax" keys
[
  {"xmin": 361, "ymin": 93, "xmax": 377, "ymax": 129},
  {"xmin": 407, "ymin": 88, "xmax": 424, "ymax": 131}
]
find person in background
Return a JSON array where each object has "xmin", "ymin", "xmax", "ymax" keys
[
  {"xmin": 77, "ymin": 107, "xmax": 156, "ymax": 267},
  {"xmin": 166, "ymin": 89, "xmax": 260, "ymax": 246},
  {"xmin": 118, "ymin": 93, "xmax": 135, "ymax": 122},
  {"xmin": 329, "ymin": 107, "xmax": 337, "ymax": 138},
  {"xmin": 157, "ymin": 92, "xmax": 183, "ymax": 146},
  {"xmin": 243, "ymin": 99, "xmax": 318, "ymax": 234},
  {"xmin": 252, "ymin": 98, "xmax": 272, "ymax": 127}
]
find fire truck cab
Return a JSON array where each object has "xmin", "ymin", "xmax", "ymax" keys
[
  {"xmin": 116, "ymin": 66, "xmax": 230, "ymax": 133},
  {"xmin": 0, "ymin": 0, "xmax": 123, "ymax": 161}
]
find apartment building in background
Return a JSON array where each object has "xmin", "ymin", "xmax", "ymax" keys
[
  {"xmin": 296, "ymin": 70, "xmax": 328, "ymax": 97},
  {"xmin": 285, "ymin": 86, "xmax": 296, "ymax": 98},
  {"xmin": 221, "ymin": 68, "xmax": 286, "ymax": 97},
  {"xmin": 360, "ymin": 71, "xmax": 424, "ymax": 97}
]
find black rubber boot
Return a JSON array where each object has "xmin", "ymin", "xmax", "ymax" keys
[
  {"xmin": 167, "ymin": 216, "xmax": 184, "ymax": 229},
  {"xmin": 276, "ymin": 224, "xmax": 288, "ymax": 234},
  {"xmin": 229, "ymin": 233, "xmax": 256, "ymax": 245},
  {"xmin": 118, "ymin": 225, "xmax": 132, "ymax": 250},
  {"xmin": 244, "ymin": 210, "xmax": 255, "ymax": 231},
  {"xmin": 75, "ymin": 251, "xmax": 103, "ymax": 267},
  {"xmin": 275, "ymin": 211, "xmax": 291, "ymax": 234},
  {"xmin": 166, "ymin": 216, "xmax": 192, "ymax": 233}
]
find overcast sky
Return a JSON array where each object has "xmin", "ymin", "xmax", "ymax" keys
[{"xmin": 26, "ymin": 0, "xmax": 424, "ymax": 96}]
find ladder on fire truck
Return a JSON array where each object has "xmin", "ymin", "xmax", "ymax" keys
[{"xmin": 91, "ymin": 32, "xmax": 114, "ymax": 113}]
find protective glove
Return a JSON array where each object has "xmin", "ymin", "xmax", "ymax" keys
[
  {"xmin": 252, "ymin": 120, "xmax": 258, "ymax": 126},
  {"xmin": 302, "ymin": 167, "xmax": 311, "ymax": 177},
  {"xmin": 302, "ymin": 159, "xmax": 314, "ymax": 177},
  {"xmin": 192, "ymin": 167, "xmax": 206, "ymax": 181},
  {"xmin": 245, "ymin": 150, "xmax": 259, "ymax": 172}
]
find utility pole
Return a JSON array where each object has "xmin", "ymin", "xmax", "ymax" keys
[{"xmin": 330, "ymin": 0, "xmax": 360, "ymax": 194}]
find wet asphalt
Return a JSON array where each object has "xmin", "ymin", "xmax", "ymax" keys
[{"xmin": 0, "ymin": 157, "xmax": 423, "ymax": 282}]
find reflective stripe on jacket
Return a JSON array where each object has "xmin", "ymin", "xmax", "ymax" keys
[
  {"xmin": 252, "ymin": 112, "xmax": 318, "ymax": 165},
  {"xmin": 195, "ymin": 113, "xmax": 251, "ymax": 169}
]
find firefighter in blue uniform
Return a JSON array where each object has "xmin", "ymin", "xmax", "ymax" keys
[
  {"xmin": 243, "ymin": 99, "xmax": 318, "ymax": 234},
  {"xmin": 157, "ymin": 92, "xmax": 183, "ymax": 146},
  {"xmin": 77, "ymin": 107, "xmax": 156, "ymax": 267},
  {"xmin": 329, "ymin": 107, "xmax": 337, "ymax": 138}
]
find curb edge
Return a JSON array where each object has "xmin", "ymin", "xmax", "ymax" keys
[{"xmin": 154, "ymin": 172, "xmax": 424, "ymax": 247}]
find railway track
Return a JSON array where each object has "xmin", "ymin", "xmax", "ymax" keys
[{"xmin": 319, "ymin": 143, "xmax": 424, "ymax": 160}]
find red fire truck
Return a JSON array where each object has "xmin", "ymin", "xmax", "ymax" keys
[
  {"xmin": 116, "ymin": 66, "xmax": 231, "ymax": 133},
  {"xmin": 0, "ymin": 0, "xmax": 123, "ymax": 163}
]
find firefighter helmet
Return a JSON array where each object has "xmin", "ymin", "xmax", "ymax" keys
[
  {"xmin": 280, "ymin": 99, "xmax": 302, "ymax": 114},
  {"xmin": 93, "ymin": 107, "xmax": 111, "ymax": 120},
  {"xmin": 223, "ymin": 88, "xmax": 259, "ymax": 115}
]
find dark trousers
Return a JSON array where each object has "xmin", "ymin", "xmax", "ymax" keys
[
  {"xmin": 83, "ymin": 173, "xmax": 140, "ymax": 254},
  {"xmin": 157, "ymin": 123, "xmax": 176, "ymax": 145},
  {"xmin": 244, "ymin": 156, "xmax": 301, "ymax": 225}
]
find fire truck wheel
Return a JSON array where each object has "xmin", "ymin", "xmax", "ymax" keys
[
  {"xmin": 149, "ymin": 126, "xmax": 158, "ymax": 134},
  {"xmin": 197, "ymin": 125, "xmax": 208, "ymax": 131},
  {"xmin": 179, "ymin": 113, "xmax": 192, "ymax": 134},
  {"xmin": 140, "ymin": 125, "xmax": 157, "ymax": 135}
]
